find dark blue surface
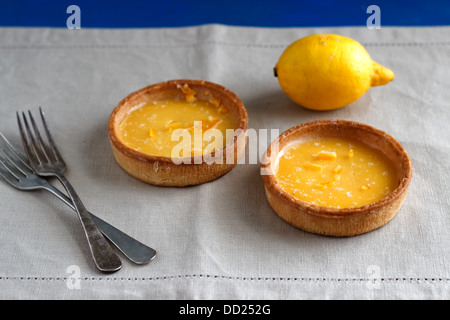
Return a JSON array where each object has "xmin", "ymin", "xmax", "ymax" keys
[{"xmin": 0, "ymin": 0, "xmax": 449, "ymax": 28}]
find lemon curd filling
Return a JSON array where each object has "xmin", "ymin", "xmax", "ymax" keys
[
  {"xmin": 117, "ymin": 86, "xmax": 237, "ymax": 158},
  {"xmin": 274, "ymin": 137, "xmax": 397, "ymax": 208}
]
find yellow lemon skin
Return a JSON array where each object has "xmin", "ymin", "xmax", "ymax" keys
[{"xmin": 275, "ymin": 34, "xmax": 394, "ymax": 111}]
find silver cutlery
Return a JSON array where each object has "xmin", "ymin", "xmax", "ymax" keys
[
  {"xmin": 16, "ymin": 108, "xmax": 124, "ymax": 272},
  {"xmin": 0, "ymin": 131, "xmax": 157, "ymax": 266}
]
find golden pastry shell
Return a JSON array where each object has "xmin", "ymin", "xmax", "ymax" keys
[
  {"xmin": 261, "ymin": 119, "xmax": 412, "ymax": 237},
  {"xmin": 108, "ymin": 79, "xmax": 248, "ymax": 187}
]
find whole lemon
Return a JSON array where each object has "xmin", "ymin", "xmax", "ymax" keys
[{"xmin": 274, "ymin": 34, "xmax": 394, "ymax": 111}]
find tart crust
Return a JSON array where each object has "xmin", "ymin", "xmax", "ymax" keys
[
  {"xmin": 261, "ymin": 119, "xmax": 412, "ymax": 237},
  {"xmin": 109, "ymin": 79, "xmax": 248, "ymax": 186}
]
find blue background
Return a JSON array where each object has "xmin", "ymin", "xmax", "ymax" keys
[{"xmin": 0, "ymin": 0, "xmax": 449, "ymax": 28}]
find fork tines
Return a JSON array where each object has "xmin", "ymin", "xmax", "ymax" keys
[
  {"xmin": 17, "ymin": 108, "xmax": 65, "ymax": 167},
  {"xmin": 0, "ymin": 131, "xmax": 32, "ymax": 183}
]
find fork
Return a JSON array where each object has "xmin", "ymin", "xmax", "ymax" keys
[
  {"xmin": 17, "ymin": 108, "xmax": 123, "ymax": 273},
  {"xmin": 0, "ymin": 131, "xmax": 156, "ymax": 265}
]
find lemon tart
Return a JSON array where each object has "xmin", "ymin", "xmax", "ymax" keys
[
  {"xmin": 109, "ymin": 80, "xmax": 248, "ymax": 186},
  {"xmin": 261, "ymin": 120, "xmax": 412, "ymax": 237}
]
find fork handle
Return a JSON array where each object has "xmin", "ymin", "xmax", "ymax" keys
[
  {"xmin": 54, "ymin": 173, "xmax": 122, "ymax": 273},
  {"xmin": 89, "ymin": 214, "xmax": 157, "ymax": 264},
  {"xmin": 42, "ymin": 181, "xmax": 156, "ymax": 264}
]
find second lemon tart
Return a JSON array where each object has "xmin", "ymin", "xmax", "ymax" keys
[{"xmin": 261, "ymin": 120, "xmax": 412, "ymax": 237}]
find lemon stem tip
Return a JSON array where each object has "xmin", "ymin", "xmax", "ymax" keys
[{"xmin": 371, "ymin": 61, "xmax": 395, "ymax": 86}]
